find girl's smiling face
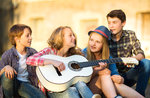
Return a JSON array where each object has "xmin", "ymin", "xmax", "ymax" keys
[
  {"xmin": 62, "ymin": 28, "xmax": 76, "ymax": 48},
  {"xmin": 89, "ymin": 32, "xmax": 103, "ymax": 53}
]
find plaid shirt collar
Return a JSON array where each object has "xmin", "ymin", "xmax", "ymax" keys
[
  {"xmin": 111, "ymin": 30, "xmax": 129, "ymax": 42},
  {"xmin": 12, "ymin": 46, "xmax": 31, "ymax": 58}
]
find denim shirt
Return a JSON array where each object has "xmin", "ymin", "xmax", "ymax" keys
[
  {"xmin": 0, "ymin": 47, "xmax": 38, "ymax": 97},
  {"xmin": 82, "ymin": 48, "xmax": 119, "ymax": 76}
]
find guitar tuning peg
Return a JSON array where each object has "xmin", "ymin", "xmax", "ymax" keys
[
  {"xmin": 126, "ymin": 64, "xmax": 136, "ymax": 68},
  {"xmin": 128, "ymin": 64, "xmax": 135, "ymax": 68},
  {"xmin": 129, "ymin": 65, "xmax": 131, "ymax": 67},
  {"xmin": 131, "ymin": 65, "xmax": 135, "ymax": 68}
]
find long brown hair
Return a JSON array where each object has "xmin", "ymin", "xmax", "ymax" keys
[
  {"xmin": 47, "ymin": 26, "xmax": 82, "ymax": 56},
  {"xmin": 86, "ymin": 32, "xmax": 109, "ymax": 61}
]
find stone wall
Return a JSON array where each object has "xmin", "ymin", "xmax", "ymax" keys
[{"xmin": 14, "ymin": 0, "xmax": 150, "ymax": 58}]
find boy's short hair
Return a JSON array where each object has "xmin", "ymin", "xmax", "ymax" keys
[
  {"xmin": 106, "ymin": 9, "xmax": 126, "ymax": 23},
  {"xmin": 9, "ymin": 24, "xmax": 32, "ymax": 46}
]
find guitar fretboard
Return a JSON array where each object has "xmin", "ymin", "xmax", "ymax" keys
[{"xmin": 78, "ymin": 58, "xmax": 123, "ymax": 68}]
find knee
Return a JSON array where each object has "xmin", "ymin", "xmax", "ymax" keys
[
  {"xmin": 140, "ymin": 59, "xmax": 150, "ymax": 65},
  {"xmin": 98, "ymin": 68, "xmax": 111, "ymax": 76},
  {"xmin": 1, "ymin": 73, "xmax": 10, "ymax": 82},
  {"xmin": 67, "ymin": 87, "xmax": 78, "ymax": 93},
  {"xmin": 140, "ymin": 59, "xmax": 150, "ymax": 72},
  {"xmin": 75, "ymin": 81, "xmax": 86, "ymax": 88},
  {"xmin": 1, "ymin": 72, "xmax": 15, "ymax": 81},
  {"xmin": 1, "ymin": 73, "xmax": 15, "ymax": 88}
]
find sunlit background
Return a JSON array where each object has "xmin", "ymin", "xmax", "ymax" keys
[{"xmin": 0, "ymin": 0, "xmax": 150, "ymax": 58}]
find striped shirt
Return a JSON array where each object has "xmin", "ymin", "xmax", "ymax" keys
[{"xmin": 109, "ymin": 30, "xmax": 145, "ymax": 74}]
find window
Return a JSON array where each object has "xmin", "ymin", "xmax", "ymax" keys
[
  {"xmin": 78, "ymin": 19, "xmax": 98, "ymax": 49},
  {"xmin": 30, "ymin": 18, "xmax": 48, "ymax": 51},
  {"xmin": 30, "ymin": 18, "xmax": 44, "ymax": 40},
  {"xmin": 141, "ymin": 12, "xmax": 150, "ymax": 40},
  {"xmin": 136, "ymin": 12, "xmax": 150, "ymax": 58}
]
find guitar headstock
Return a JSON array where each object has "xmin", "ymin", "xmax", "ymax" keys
[{"xmin": 121, "ymin": 57, "xmax": 139, "ymax": 67}]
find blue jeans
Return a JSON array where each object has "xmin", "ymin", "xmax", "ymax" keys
[
  {"xmin": 47, "ymin": 81, "xmax": 93, "ymax": 98},
  {"xmin": 121, "ymin": 59, "xmax": 150, "ymax": 96},
  {"xmin": 0, "ymin": 73, "xmax": 46, "ymax": 98}
]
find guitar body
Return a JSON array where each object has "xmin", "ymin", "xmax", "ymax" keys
[
  {"xmin": 36, "ymin": 54, "xmax": 138, "ymax": 92},
  {"xmin": 36, "ymin": 55, "xmax": 93, "ymax": 92}
]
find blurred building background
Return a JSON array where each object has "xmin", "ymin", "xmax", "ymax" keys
[
  {"xmin": 0, "ymin": 0, "xmax": 150, "ymax": 58},
  {"xmin": 0, "ymin": 0, "xmax": 150, "ymax": 97}
]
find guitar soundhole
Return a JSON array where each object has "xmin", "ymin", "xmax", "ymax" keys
[
  {"xmin": 71, "ymin": 63, "xmax": 80, "ymax": 69},
  {"xmin": 68, "ymin": 61, "xmax": 81, "ymax": 71}
]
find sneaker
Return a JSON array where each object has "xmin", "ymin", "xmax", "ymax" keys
[{"xmin": 92, "ymin": 94, "xmax": 101, "ymax": 98}]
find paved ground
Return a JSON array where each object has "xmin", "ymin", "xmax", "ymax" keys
[
  {"xmin": 145, "ymin": 83, "xmax": 150, "ymax": 98},
  {"xmin": 132, "ymin": 81, "xmax": 150, "ymax": 98}
]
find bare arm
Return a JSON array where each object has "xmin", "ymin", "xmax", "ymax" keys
[{"xmin": 43, "ymin": 59, "xmax": 65, "ymax": 71}]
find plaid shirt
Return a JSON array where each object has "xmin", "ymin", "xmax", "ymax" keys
[
  {"xmin": 26, "ymin": 47, "xmax": 57, "ymax": 66},
  {"xmin": 26, "ymin": 47, "xmax": 57, "ymax": 94},
  {"xmin": 109, "ymin": 30, "xmax": 145, "ymax": 74}
]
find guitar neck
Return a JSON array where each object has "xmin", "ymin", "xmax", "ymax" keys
[{"xmin": 78, "ymin": 58, "xmax": 123, "ymax": 68}]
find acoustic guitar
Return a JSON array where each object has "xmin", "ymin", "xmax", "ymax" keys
[{"xmin": 36, "ymin": 54, "xmax": 139, "ymax": 92}]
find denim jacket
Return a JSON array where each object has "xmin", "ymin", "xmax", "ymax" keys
[{"xmin": 0, "ymin": 47, "xmax": 38, "ymax": 97}]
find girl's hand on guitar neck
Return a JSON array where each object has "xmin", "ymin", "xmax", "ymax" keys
[
  {"xmin": 94, "ymin": 62, "xmax": 107, "ymax": 71},
  {"xmin": 89, "ymin": 62, "xmax": 108, "ymax": 78},
  {"xmin": 92, "ymin": 62, "xmax": 107, "ymax": 76}
]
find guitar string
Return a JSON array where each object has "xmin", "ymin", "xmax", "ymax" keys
[{"xmin": 78, "ymin": 58, "xmax": 123, "ymax": 68}]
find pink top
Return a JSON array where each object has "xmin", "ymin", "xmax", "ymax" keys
[{"xmin": 26, "ymin": 47, "xmax": 57, "ymax": 66}]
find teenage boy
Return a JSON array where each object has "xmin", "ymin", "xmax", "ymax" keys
[
  {"xmin": 0, "ymin": 24, "xmax": 46, "ymax": 98},
  {"xmin": 106, "ymin": 9, "xmax": 150, "ymax": 96}
]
